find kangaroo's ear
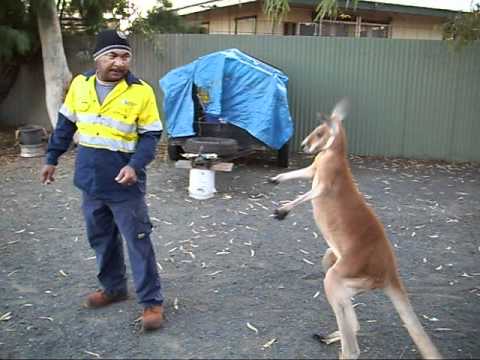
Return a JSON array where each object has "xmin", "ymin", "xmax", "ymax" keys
[
  {"xmin": 316, "ymin": 111, "xmax": 337, "ymax": 137},
  {"xmin": 323, "ymin": 116, "xmax": 338, "ymax": 151},
  {"xmin": 331, "ymin": 98, "xmax": 350, "ymax": 122},
  {"xmin": 316, "ymin": 112, "xmax": 329, "ymax": 124}
]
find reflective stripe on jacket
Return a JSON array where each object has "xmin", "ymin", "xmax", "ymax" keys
[
  {"xmin": 46, "ymin": 70, "xmax": 162, "ymax": 201},
  {"xmin": 60, "ymin": 71, "xmax": 162, "ymax": 153}
]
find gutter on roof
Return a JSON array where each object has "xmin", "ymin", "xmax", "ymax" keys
[
  {"xmin": 173, "ymin": 0, "xmax": 227, "ymax": 12},
  {"xmin": 287, "ymin": 0, "xmax": 462, "ymax": 17},
  {"xmin": 173, "ymin": 0, "xmax": 255, "ymax": 12},
  {"xmin": 177, "ymin": 0, "xmax": 463, "ymax": 17}
]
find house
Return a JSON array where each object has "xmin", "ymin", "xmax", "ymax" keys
[{"xmin": 172, "ymin": 0, "xmax": 468, "ymax": 40}]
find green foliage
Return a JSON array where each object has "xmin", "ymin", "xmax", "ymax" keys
[
  {"xmin": 263, "ymin": 0, "xmax": 290, "ymax": 26},
  {"xmin": 315, "ymin": 0, "xmax": 345, "ymax": 20},
  {"xmin": 0, "ymin": 0, "xmax": 37, "ymax": 62},
  {"xmin": 129, "ymin": 0, "xmax": 206, "ymax": 34},
  {"xmin": 61, "ymin": 0, "xmax": 132, "ymax": 34},
  {"xmin": 444, "ymin": 4, "xmax": 480, "ymax": 50},
  {"xmin": 263, "ymin": 0, "xmax": 358, "ymax": 23},
  {"xmin": 0, "ymin": 27, "xmax": 32, "ymax": 61},
  {"xmin": 0, "ymin": 0, "xmax": 134, "ymax": 62}
]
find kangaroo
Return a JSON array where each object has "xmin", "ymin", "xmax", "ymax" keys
[{"xmin": 269, "ymin": 99, "xmax": 441, "ymax": 359}]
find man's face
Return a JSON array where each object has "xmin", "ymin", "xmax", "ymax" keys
[{"xmin": 96, "ymin": 50, "xmax": 131, "ymax": 82}]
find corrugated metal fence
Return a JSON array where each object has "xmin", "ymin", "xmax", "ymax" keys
[
  {"xmin": 1, "ymin": 34, "xmax": 477, "ymax": 161},
  {"xmin": 130, "ymin": 34, "xmax": 480, "ymax": 162}
]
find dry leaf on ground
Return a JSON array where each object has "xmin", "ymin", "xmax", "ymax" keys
[
  {"xmin": 246, "ymin": 322, "xmax": 259, "ymax": 334},
  {"xmin": 262, "ymin": 338, "xmax": 277, "ymax": 349}
]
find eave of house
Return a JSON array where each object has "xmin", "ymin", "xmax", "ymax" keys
[
  {"xmin": 175, "ymin": 0, "xmax": 462, "ymax": 17},
  {"xmin": 175, "ymin": 0, "xmax": 257, "ymax": 15},
  {"xmin": 287, "ymin": 0, "xmax": 460, "ymax": 17}
]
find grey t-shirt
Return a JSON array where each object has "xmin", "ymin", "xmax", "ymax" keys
[{"xmin": 95, "ymin": 80, "xmax": 116, "ymax": 105}]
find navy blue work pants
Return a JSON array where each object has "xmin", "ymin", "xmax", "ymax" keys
[{"xmin": 81, "ymin": 192, "xmax": 163, "ymax": 307}]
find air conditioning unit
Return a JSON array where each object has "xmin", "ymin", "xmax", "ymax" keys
[{"xmin": 298, "ymin": 22, "xmax": 318, "ymax": 36}]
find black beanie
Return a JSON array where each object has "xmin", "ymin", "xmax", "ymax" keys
[{"xmin": 93, "ymin": 29, "xmax": 131, "ymax": 60}]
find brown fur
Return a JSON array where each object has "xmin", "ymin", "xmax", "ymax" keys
[{"xmin": 270, "ymin": 100, "xmax": 441, "ymax": 359}]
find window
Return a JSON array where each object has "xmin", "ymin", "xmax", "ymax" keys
[
  {"xmin": 200, "ymin": 22, "xmax": 210, "ymax": 34},
  {"xmin": 298, "ymin": 22, "xmax": 317, "ymax": 36},
  {"xmin": 284, "ymin": 22, "xmax": 297, "ymax": 35},
  {"xmin": 360, "ymin": 23, "xmax": 389, "ymax": 38},
  {"xmin": 283, "ymin": 15, "xmax": 390, "ymax": 39},
  {"xmin": 319, "ymin": 20, "xmax": 356, "ymax": 37},
  {"xmin": 235, "ymin": 16, "xmax": 256, "ymax": 35}
]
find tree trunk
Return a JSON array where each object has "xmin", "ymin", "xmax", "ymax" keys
[{"xmin": 37, "ymin": 0, "xmax": 72, "ymax": 129}]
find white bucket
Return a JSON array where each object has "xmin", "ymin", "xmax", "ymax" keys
[{"xmin": 188, "ymin": 168, "xmax": 216, "ymax": 200}]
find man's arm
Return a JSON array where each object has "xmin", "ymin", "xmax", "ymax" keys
[
  {"xmin": 116, "ymin": 131, "xmax": 162, "ymax": 186},
  {"xmin": 40, "ymin": 113, "xmax": 77, "ymax": 184},
  {"xmin": 45, "ymin": 113, "xmax": 77, "ymax": 166},
  {"xmin": 127, "ymin": 84, "xmax": 163, "ymax": 172},
  {"xmin": 128, "ymin": 131, "xmax": 162, "ymax": 172},
  {"xmin": 41, "ymin": 75, "xmax": 79, "ymax": 184},
  {"xmin": 116, "ymin": 84, "xmax": 162, "ymax": 185},
  {"xmin": 43, "ymin": 75, "xmax": 78, "ymax": 166}
]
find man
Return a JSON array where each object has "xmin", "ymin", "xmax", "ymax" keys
[{"xmin": 40, "ymin": 29, "xmax": 165, "ymax": 331}]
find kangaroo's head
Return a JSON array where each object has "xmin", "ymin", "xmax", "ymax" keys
[{"xmin": 301, "ymin": 98, "xmax": 349, "ymax": 155}]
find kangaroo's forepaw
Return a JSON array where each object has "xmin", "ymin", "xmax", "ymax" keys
[{"xmin": 273, "ymin": 208, "xmax": 289, "ymax": 220}]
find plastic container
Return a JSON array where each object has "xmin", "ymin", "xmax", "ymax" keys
[
  {"xmin": 16, "ymin": 125, "xmax": 47, "ymax": 158},
  {"xmin": 188, "ymin": 168, "xmax": 216, "ymax": 200},
  {"xmin": 17, "ymin": 125, "xmax": 46, "ymax": 145}
]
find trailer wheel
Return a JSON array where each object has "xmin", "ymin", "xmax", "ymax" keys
[{"xmin": 184, "ymin": 137, "xmax": 239, "ymax": 156}]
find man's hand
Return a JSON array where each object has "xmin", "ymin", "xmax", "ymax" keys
[
  {"xmin": 41, "ymin": 165, "xmax": 56, "ymax": 185},
  {"xmin": 115, "ymin": 165, "xmax": 137, "ymax": 186}
]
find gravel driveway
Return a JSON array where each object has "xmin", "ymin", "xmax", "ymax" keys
[{"xmin": 1, "ymin": 141, "xmax": 479, "ymax": 359}]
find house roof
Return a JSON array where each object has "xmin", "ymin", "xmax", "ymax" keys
[
  {"xmin": 174, "ymin": 0, "xmax": 256, "ymax": 15},
  {"xmin": 172, "ymin": 0, "xmax": 472, "ymax": 16},
  {"xmin": 361, "ymin": 0, "xmax": 471, "ymax": 12}
]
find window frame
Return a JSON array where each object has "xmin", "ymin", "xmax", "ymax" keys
[
  {"xmin": 284, "ymin": 16, "xmax": 391, "ymax": 38},
  {"xmin": 234, "ymin": 15, "xmax": 257, "ymax": 35}
]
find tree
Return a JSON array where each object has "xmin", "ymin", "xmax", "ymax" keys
[
  {"xmin": 34, "ymin": 0, "xmax": 72, "ymax": 128},
  {"xmin": 0, "ymin": 1, "xmax": 37, "ymax": 103},
  {"xmin": 0, "ymin": 0, "xmax": 134, "ymax": 127},
  {"xmin": 444, "ymin": 3, "xmax": 480, "ymax": 49},
  {"xmin": 60, "ymin": 0, "xmax": 132, "ymax": 35},
  {"xmin": 129, "ymin": 0, "xmax": 206, "ymax": 35},
  {"xmin": 263, "ymin": 0, "xmax": 358, "ymax": 25}
]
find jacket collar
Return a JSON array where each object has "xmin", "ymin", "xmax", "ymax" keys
[{"xmin": 83, "ymin": 69, "xmax": 142, "ymax": 86}]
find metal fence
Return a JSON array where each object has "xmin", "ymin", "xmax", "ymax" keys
[
  {"xmin": 1, "ymin": 34, "xmax": 478, "ymax": 161},
  {"xmin": 129, "ymin": 34, "xmax": 480, "ymax": 162}
]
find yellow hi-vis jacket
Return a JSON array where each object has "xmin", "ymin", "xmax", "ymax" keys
[{"xmin": 59, "ymin": 72, "xmax": 162, "ymax": 153}]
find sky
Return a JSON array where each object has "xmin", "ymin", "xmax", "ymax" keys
[{"xmin": 133, "ymin": 0, "xmax": 476, "ymax": 13}]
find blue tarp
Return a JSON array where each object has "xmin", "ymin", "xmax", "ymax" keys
[{"xmin": 159, "ymin": 49, "xmax": 293, "ymax": 150}]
